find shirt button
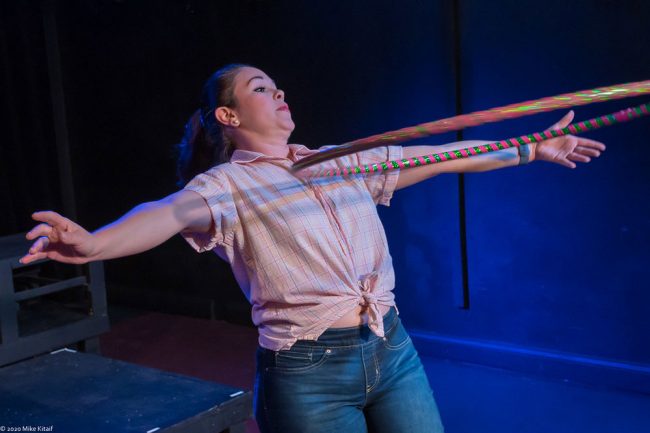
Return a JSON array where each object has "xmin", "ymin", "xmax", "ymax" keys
[{"xmin": 325, "ymin": 349, "xmax": 332, "ymax": 354}]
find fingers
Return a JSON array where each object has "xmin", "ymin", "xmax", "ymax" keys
[
  {"xmin": 22, "ymin": 212, "xmax": 68, "ymax": 265},
  {"xmin": 29, "ymin": 236, "xmax": 50, "ymax": 254},
  {"xmin": 21, "ymin": 211, "xmax": 90, "ymax": 266},
  {"xmin": 19, "ymin": 250, "xmax": 84, "ymax": 265},
  {"xmin": 558, "ymin": 159, "xmax": 577, "ymax": 169},
  {"xmin": 573, "ymin": 146, "xmax": 601, "ymax": 157},
  {"xmin": 547, "ymin": 110, "xmax": 575, "ymax": 131},
  {"xmin": 537, "ymin": 113, "xmax": 607, "ymax": 169},
  {"xmin": 566, "ymin": 144, "xmax": 608, "ymax": 165},
  {"xmin": 26, "ymin": 223, "xmax": 54, "ymax": 241},
  {"xmin": 28, "ymin": 211, "xmax": 82, "ymax": 244},
  {"xmin": 19, "ymin": 252, "xmax": 48, "ymax": 265},
  {"xmin": 575, "ymin": 137, "xmax": 606, "ymax": 151},
  {"xmin": 31, "ymin": 211, "xmax": 73, "ymax": 231},
  {"xmin": 570, "ymin": 138, "xmax": 606, "ymax": 162},
  {"xmin": 568, "ymin": 153, "xmax": 590, "ymax": 163},
  {"xmin": 18, "ymin": 236, "xmax": 51, "ymax": 265},
  {"xmin": 21, "ymin": 235, "xmax": 50, "ymax": 264}
]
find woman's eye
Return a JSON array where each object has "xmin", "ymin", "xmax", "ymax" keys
[{"xmin": 254, "ymin": 87, "xmax": 266, "ymax": 93}]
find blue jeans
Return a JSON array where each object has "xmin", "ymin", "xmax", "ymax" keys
[{"xmin": 254, "ymin": 307, "xmax": 445, "ymax": 432}]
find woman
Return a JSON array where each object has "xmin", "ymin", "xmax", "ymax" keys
[{"xmin": 20, "ymin": 64, "xmax": 605, "ymax": 432}]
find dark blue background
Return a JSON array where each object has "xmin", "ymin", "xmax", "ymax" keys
[{"xmin": 2, "ymin": 0, "xmax": 649, "ymax": 392}]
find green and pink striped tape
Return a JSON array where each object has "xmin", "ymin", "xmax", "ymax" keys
[
  {"xmin": 308, "ymin": 103, "xmax": 649, "ymax": 177},
  {"xmin": 292, "ymin": 79, "xmax": 650, "ymax": 173}
]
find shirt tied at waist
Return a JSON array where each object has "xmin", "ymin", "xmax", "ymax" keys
[{"xmin": 358, "ymin": 271, "xmax": 386, "ymax": 337}]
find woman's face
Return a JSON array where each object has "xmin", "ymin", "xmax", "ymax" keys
[{"xmin": 227, "ymin": 66, "xmax": 295, "ymax": 136}]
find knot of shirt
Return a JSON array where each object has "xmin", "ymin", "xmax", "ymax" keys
[{"xmin": 358, "ymin": 271, "xmax": 385, "ymax": 337}]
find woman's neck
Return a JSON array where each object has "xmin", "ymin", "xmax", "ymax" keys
[{"xmin": 232, "ymin": 129, "xmax": 291, "ymax": 158}]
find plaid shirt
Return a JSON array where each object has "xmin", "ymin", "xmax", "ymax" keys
[{"xmin": 181, "ymin": 143, "xmax": 402, "ymax": 350}]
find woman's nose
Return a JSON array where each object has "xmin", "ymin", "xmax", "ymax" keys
[{"xmin": 274, "ymin": 89, "xmax": 285, "ymax": 100}]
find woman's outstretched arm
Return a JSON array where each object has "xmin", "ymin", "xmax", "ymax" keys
[
  {"xmin": 20, "ymin": 190, "xmax": 212, "ymax": 265},
  {"xmin": 396, "ymin": 111, "xmax": 606, "ymax": 190}
]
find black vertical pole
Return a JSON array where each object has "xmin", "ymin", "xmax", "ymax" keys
[
  {"xmin": 41, "ymin": 0, "xmax": 77, "ymax": 221},
  {"xmin": 453, "ymin": 0, "xmax": 470, "ymax": 309}
]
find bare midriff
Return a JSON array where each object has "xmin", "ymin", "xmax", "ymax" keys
[{"xmin": 329, "ymin": 303, "xmax": 392, "ymax": 328}]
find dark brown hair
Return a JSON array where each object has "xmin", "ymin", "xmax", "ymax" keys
[{"xmin": 175, "ymin": 63, "xmax": 250, "ymax": 186}]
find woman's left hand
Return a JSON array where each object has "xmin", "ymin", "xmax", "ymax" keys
[{"xmin": 531, "ymin": 110, "xmax": 606, "ymax": 168}]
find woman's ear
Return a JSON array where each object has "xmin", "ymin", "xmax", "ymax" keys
[{"xmin": 215, "ymin": 107, "xmax": 239, "ymax": 127}]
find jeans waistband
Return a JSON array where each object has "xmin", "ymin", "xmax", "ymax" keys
[{"xmin": 305, "ymin": 306, "xmax": 398, "ymax": 347}]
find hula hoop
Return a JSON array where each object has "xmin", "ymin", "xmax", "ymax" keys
[
  {"xmin": 305, "ymin": 103, "xmax": 649, "ymax": 177},
  {"xmin": 291, "ymin": 80, "xmax": 650, "ymax": 172}
]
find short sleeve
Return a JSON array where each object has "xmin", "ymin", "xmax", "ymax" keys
[
  {"xmin": 354, "ymin": 145, "xmax": 402, "ymax": 206},
  {"xmin": 180, "ymin": 167, "xmax": 237, "ymax": 252}
]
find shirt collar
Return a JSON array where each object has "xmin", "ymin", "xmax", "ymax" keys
[{"xmin": 229, "ymin": 144, "xmax": 319, "ymax": 165}]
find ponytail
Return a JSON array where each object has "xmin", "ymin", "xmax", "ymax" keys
[
  {"xmin": 175, "ymin": 109, "xmax": 233, "ymax": 187},
  {"xmin": 175, "ymin": 63, "xmax": 249, "ymax": 186}
]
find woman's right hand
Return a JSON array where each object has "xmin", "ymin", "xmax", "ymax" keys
[{"xmin": 20, "ymin": 211, "xmax": 97, "ymax": 265}]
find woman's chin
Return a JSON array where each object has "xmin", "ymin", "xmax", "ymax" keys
[{"xmin": 281, "ymin": 120, "xmax": 296, "ymax": 133}]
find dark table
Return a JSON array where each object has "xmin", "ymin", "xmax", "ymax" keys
[{"xmin": 0, "ymin": 349, "xmax": 252, "ymax": 433}]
